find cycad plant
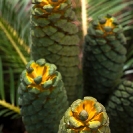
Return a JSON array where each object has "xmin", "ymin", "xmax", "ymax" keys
[{"xmin": 1, "ymin": 0, "xmax": 133, "ymax": 133}]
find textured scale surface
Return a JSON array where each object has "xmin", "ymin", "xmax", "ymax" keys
[
  {"xmin": 18, "ymin": 58, "xmax": 68, "ymax": 133},
  {"xmin": 30, "ymin": 0, "xmax": 81, "ymax": 104},
  {"xmin": 106, "ymin": 80, "xmax": 133, "ymax": 133},
  {"xmin": 83, "ymin": 14, "xmax": 127, "ymax": 104},
  {"xmin": 58, "ymin": 96, "xmax": 110, "ymax": 133}
]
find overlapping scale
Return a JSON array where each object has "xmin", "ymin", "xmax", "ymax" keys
[
  {"xmin": 30, "ymin": 0, "xmax": 81, "ymax": 104},
  {"xmin": 18, "ymin": 58, "xmax": 68, "ymax": 133},
  {"xmin": 58, "ymin": 96, "xmax": 110, "ymax": 133},
  {"xmin": 83, "ymin": 14, "xmax": 127, "ymax": 103},
  {"xmin": 106, "ymin": 80, "xmax": 133, "ymax": 133}
]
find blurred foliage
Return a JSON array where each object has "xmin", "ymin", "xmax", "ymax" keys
[{"xmin": 0, "ymin": 0, "xmax": 30, "ymax": 118}]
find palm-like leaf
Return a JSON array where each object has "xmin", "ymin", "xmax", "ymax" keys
[
  {"xmin": 0, "ymin": 0, "xmax": 31, "ymax": 44},
  {"xmin": 0, "ymin": 0, "xmax": 30, "ymax": 118},
  {"xmin": 88, "ymin": 0, "xmax": 133, "ymax": 19}
]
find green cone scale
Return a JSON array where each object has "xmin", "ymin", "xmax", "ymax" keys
[
  {"xmin": 18, "ymin": 58, "xmax": 68, "ymax": 133},
  {"xmin": 83, "ymin": 14, "xmax": 127, "ymax": 103},
  {"xmin": 30, "ymin": 0, "xmax": 81, "ymax": 104},
  {"xmin": 106, "ymin": 80, "xmax": 133, "ymax": 133},
  {"xmin": 58, "ymin": 96, "xmax": 110, "ymax": 133}
]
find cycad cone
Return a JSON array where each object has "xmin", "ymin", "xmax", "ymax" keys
[
  {"xmin": 106, "ymin": 80, "xmax": 133, "ymax": 133},
  {"xmin": 18, "ymin": 58, "xmax": 68, "ymax": 133},
  {"xmin": 83, "ymin": 14, "xmax": 127, "ymax": 103},
  {"xmin": 30, "ymin": 0, "xmax": 81, "ymax": 104},
  {"xmin": 58, "ymin": 96, "xmax": 110, "ymax": 133}
]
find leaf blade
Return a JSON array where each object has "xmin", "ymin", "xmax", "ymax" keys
[{"xmin": 0, "ymin": 57, "xmax": 5, "ymax": 100}]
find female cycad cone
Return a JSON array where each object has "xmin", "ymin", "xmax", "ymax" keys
[
  {"xmin": 58, "ymin": 96, "xmax": 110, "ymax": 133},
  {"xmin": 30, "ymin": 0, "xmax": 81, "ymax": 104},
  {"xmin": 18, "ymin": 58, "xmax": 68, "ymax": 133},
  {"xmin": 106, "ymin": 80, "xmax": 133, "ymax": 133},
  {"xmin": 83, "ymin": 14, "xmax": 127, "ymax": 104}
]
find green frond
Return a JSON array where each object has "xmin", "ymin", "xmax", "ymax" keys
[
  {"xmin": 9, "ymin": 67, "xmax": 16, "ymax": 105},
  {"xmin": 88, "ymin": 0, "xmax": 133, "ymax": 19},
  {"xmin": 0, "ymin": 101, "xmax": 20, "ymax": 118},
  {"xmin": 0, "ymin": 18, "xmax": 28, "ymax": 65},
  {"xmin": 0, "ymin": 100, "xmax": 20, "ymax": 115},
  {"xmin": 123, "ymin": 58, "xmax": 133, "ymax": 70},
  {"xmin": 0, "ymin": 0, "xmax": 30, "ymax": 69},
  {"xmin": 0, "ymin": 19, "xmax": 29, "ymax": 75},
  {"xmin": 0, "ymin": 0, "xmax": 30, "ymax": 118},
  {"xmin": 0, "ymin": 58, "xmax": 5, "ymax": 100},
  {"xmin": 0, "ymin": 0, "xmax": 31, "ymax": 45},
  {"xmin": 0, "ymin": 57, "xmax": 21, "ymax": 118}
]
